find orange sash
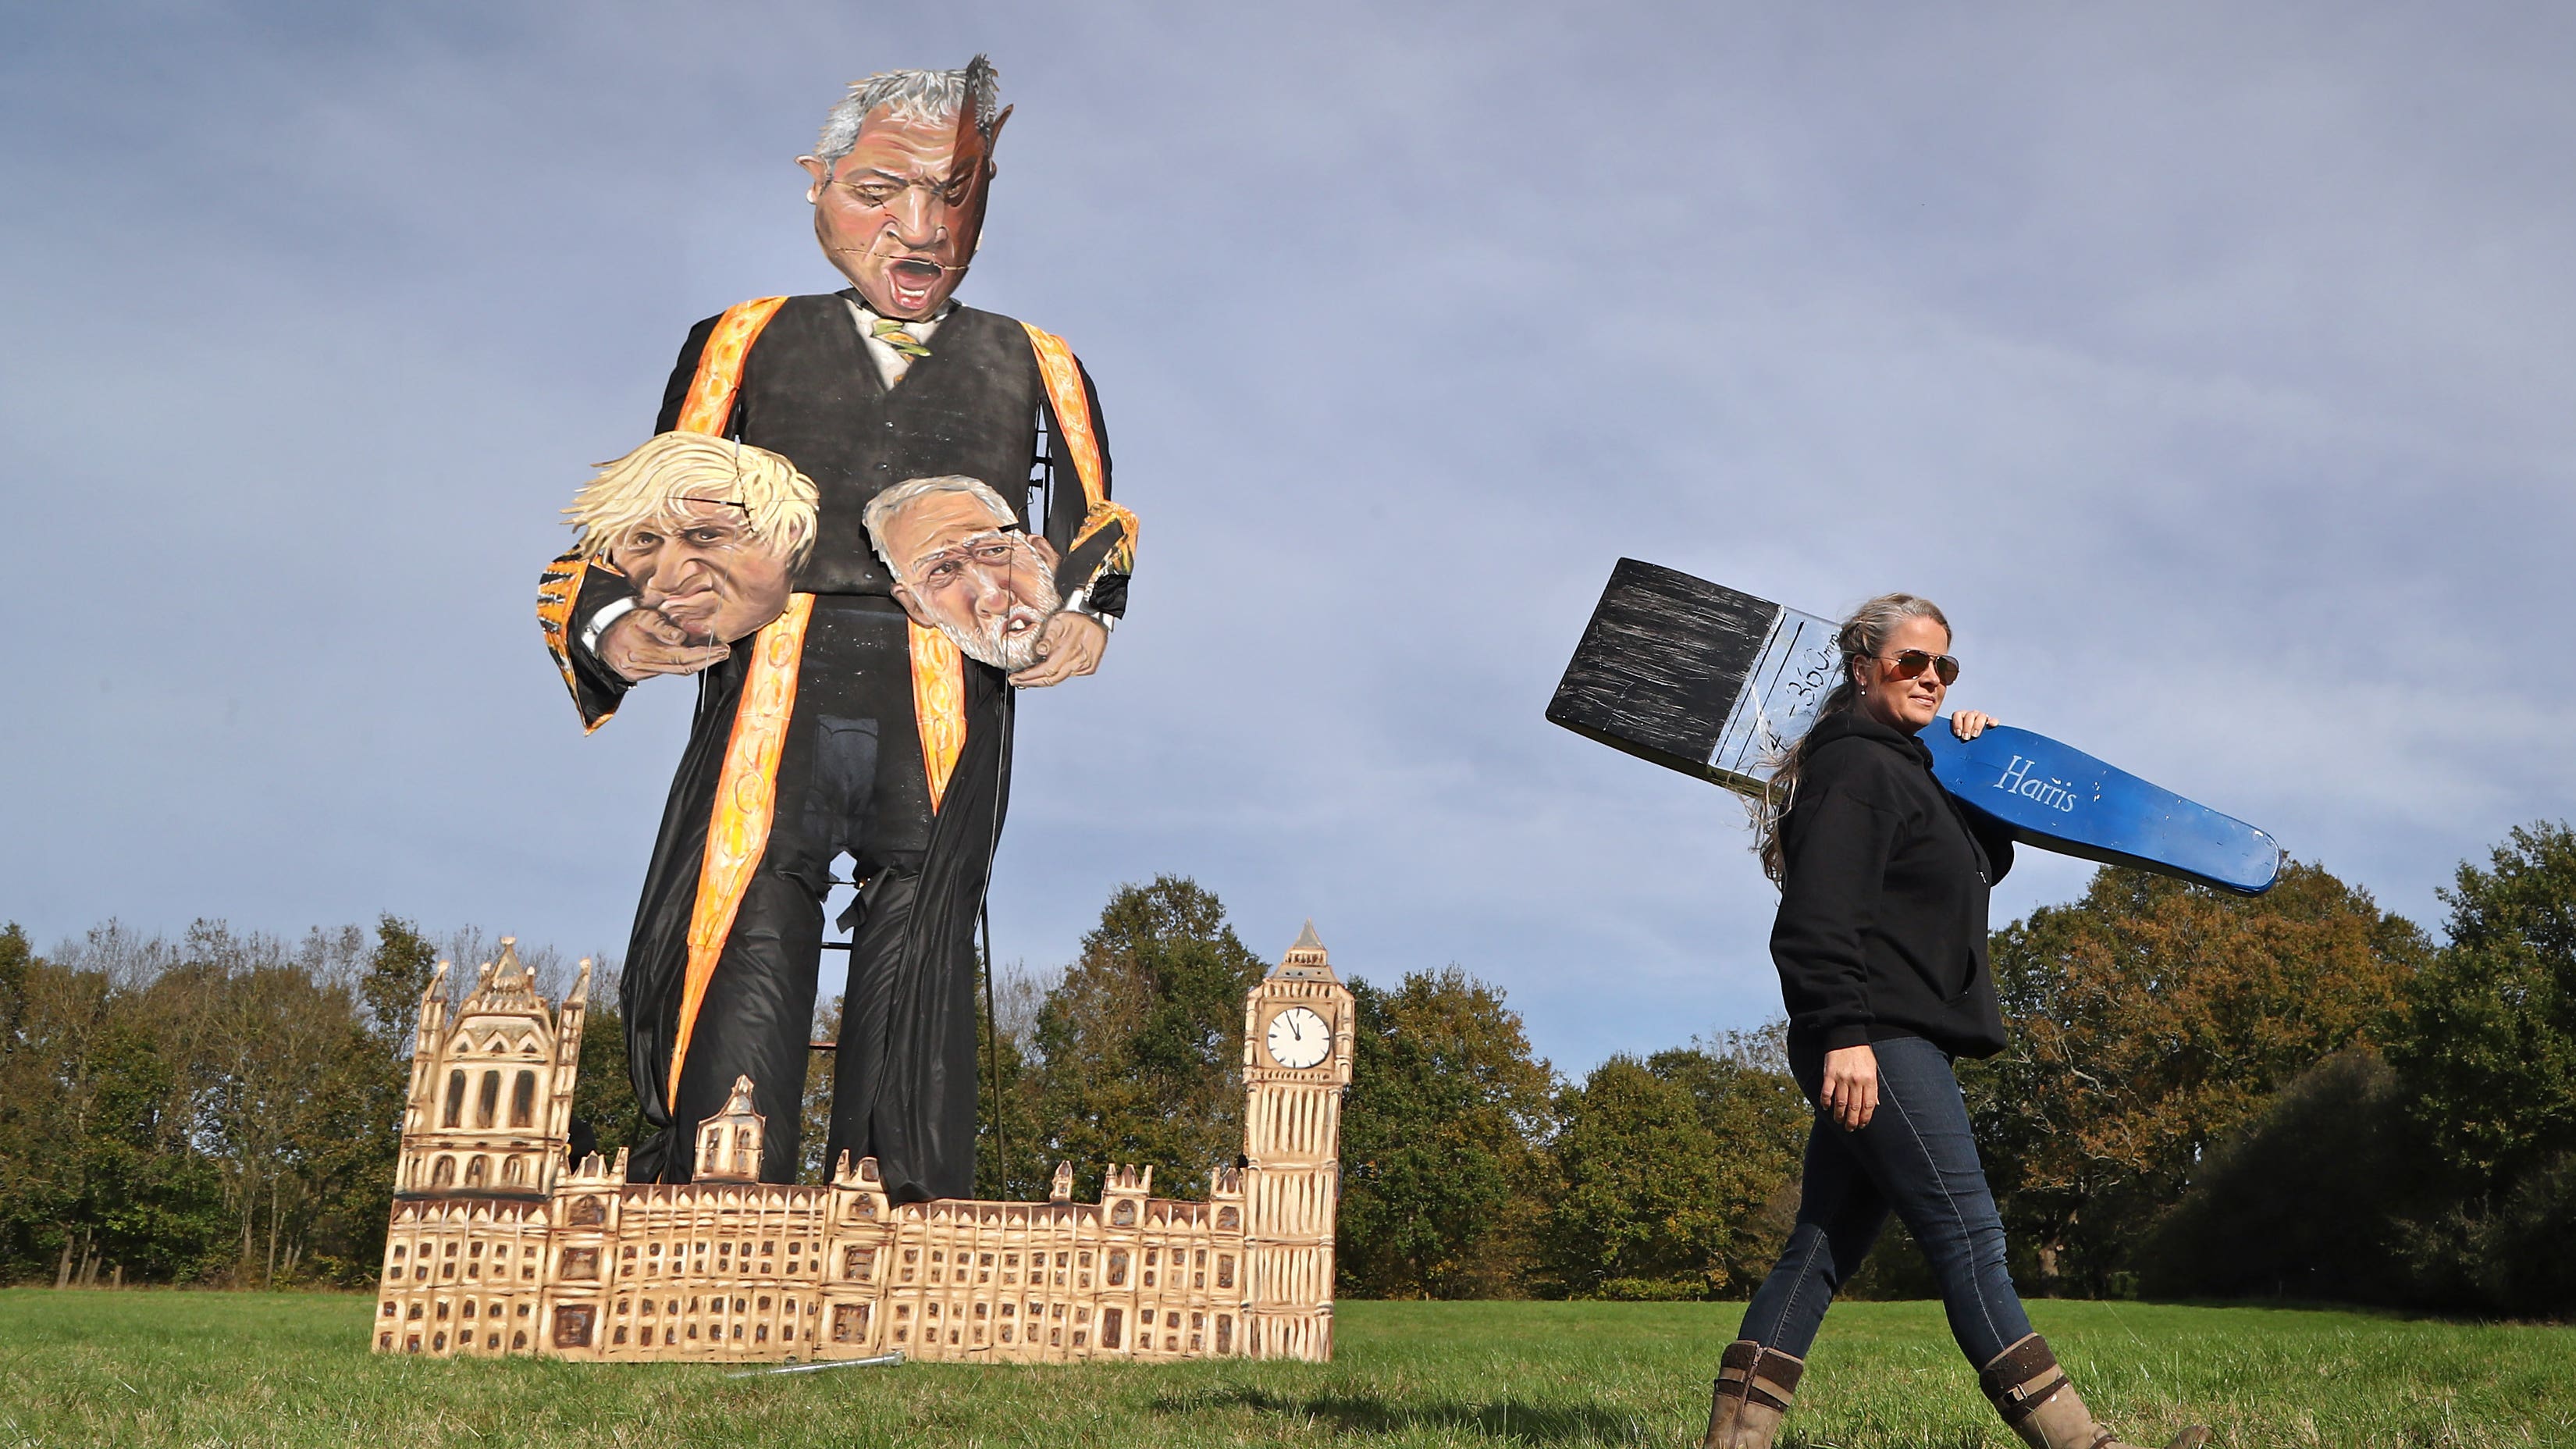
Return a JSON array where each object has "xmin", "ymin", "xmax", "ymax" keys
[
  {"xmin": 665, "ymin": 297, "xmax": 795, "ymax": 1105},
  {"xmin": 1021, "ymin": 322, "xmax": 1140, "ymax": 578}
]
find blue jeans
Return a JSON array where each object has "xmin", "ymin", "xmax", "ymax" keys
[{"xmin": 1736, "ymin": 1033, "xmax": 2033, "ymax": 1366}]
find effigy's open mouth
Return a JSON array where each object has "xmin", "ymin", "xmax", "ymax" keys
[{"xmin": 886, "ymin": 258, "xmax": 946, "ymax": 308}]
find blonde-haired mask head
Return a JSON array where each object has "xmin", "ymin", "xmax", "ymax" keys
[{"xmin": 565, "ymin": 432, "xmax": 820, "ymax": 643}]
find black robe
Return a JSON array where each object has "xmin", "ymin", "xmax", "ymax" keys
[{"xmin": 558, "ymin": 293, "xmax": 1120, "ymax": 1201}]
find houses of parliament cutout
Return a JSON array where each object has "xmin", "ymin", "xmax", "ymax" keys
[{"xmin": 372, "ymin": 926, "xmax": 1353, "ymax": 1363}]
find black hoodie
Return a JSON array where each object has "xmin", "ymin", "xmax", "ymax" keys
[{"xmin": 1769, "ymin": 710, "xmax": 2016, "ymax": 1059}]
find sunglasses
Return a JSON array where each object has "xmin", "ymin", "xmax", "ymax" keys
[{"xmin": 1877, "ymin": 649, "xmax": 1961, "ymax": 685}]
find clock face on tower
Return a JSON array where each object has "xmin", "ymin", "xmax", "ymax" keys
[{"xmin": 1263, "ymin": 1006, "xmax": 1331, "ymax": 1070}]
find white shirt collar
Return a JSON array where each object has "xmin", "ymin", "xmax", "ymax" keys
[{"xmin": 843, "ymin": 296, "xmax": 953, "ymax": 389}]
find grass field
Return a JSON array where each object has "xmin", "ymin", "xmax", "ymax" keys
[{"xmin": 0, "ymin": 1291, "xmax": 2565, "ymax": 1447}]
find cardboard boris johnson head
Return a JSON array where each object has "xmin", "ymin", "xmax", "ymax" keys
[
  {"xmin": 865, "ymin": 475, "xmax": 1062, "ymax": 671},
  {"xmin": 565, "ymin": 433, "xmax": 819, "ymax": 644},
  {"xmin": 800, "ymin": 57, "xmax": 1011, "ymax": 322}
]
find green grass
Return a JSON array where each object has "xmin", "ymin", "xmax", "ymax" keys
[{"xmin": 0, "ymin": 1291, "xmax": 2566, "ymax": 1447}]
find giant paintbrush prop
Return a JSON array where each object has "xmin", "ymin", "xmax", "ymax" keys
[{"xmin": 1546, "ymin": 560, "xmax": 2282, "ymax": 894}]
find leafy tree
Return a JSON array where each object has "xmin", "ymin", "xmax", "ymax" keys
[
  {"xmin": 2470, "ymin": 1147, "xmax": 2576, "ymax": 1315},
  {"xmin": 160, "ymin": 924, "xmax": 382, "ymax": 1286},
  {"xmin": 799, "ymin": 995, "xmax": 840, "ymax": 1182},
  {"xmin": 1026, "ymin": 878, "xmax": 1268, "ymax": 1202},
  {"xmin": 2135, "ymin": 1048, "xmax": 2425, "ymax": 1304},
  {"xmin": 1641, "ymin": 1028, "xmax": 1810, "ymax": 1287},
  {"xmin": 1540, "ymin": 1058, "xmax": 1730, "ymax": 1298},
  {"xmin": 2388, "ymin": 821, "xmax": 2576, "ymax": 1198},
  {"xmin": 0, "ymin": 917, "xmax": 632, "ymax": 1287},
  {"xmin": 0, "ymin": 922, "xmax": 31, "ymax": 1043},
  {"xmin": 972, "ymin": 960, "xmax": 1044, "ymax": 1201},
  {"xmin": 573, "ymin": 995, "xmax": 649, "ymax": 1168},
  {"xmin": 0, "ymin": 954, "xmax": 231, "ymax": 1286},
  {"xmin": 359, "ymin": 915, "xmax": 440, "ymax": 1056},
  {"xmin": 1336, "ymin": 968, "xmax": 1557, "ymax": 1299},
  {"xmin": 1539, "ymin": 1038, "xmax": 1806, "ymax": 1301},
  {"xmin": 1963, "ymin": 863, "xmax": 2426, "ymax": 1294}
]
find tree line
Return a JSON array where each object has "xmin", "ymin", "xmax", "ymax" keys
[{"xmin": 3, "ymin": 822, "xmax": 2571, "ymax": 1315}]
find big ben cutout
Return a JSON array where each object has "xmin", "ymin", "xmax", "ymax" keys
[{"xmin": 1239, "ymin": 921, "xmax": 1354, "ymax": 1362}]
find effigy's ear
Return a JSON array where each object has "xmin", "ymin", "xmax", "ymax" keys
[
  {"xmin": 948, "ymin": 109, "xmax": 1008, "ymax": 259},
  {"xmin": 887, "ymin": 579, "xmax": 935, "ymax": 629},
  {"xmin": 980, "ymin": 105, "xmax": 1012, "ymax": 176},
  {"xmin": 946, "ymin": 55, "xmax": 1010, "ymax": 257}
]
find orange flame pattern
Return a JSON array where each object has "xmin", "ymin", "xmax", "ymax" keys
[
  {"xmin": 1020, "ymin": 322, "xmax": 1139, "ymax": 578},
  {"xmin": 665, "ymin": 297, "xmax": 797, "ymax": 1105}
]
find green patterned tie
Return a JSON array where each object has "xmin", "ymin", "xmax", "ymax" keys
[{"xmin": 871, "ymin": 316, "xmax": 931, "ymax": 359}]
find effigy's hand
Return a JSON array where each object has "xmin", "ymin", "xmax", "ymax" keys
[
  {"xmin": 1952, "ymin": 710, "xmax": 1999, "ymax": 741},
  {"xmin": 598, "ymin": 607, "xmax": 730, "ymax": 682},
  {"xmin": 1820, "ymin": 1044, "xmax": 1880, "ymax": 1131},
  {"xmin": 1010, "ymin": 613, "xmax": 1107, "ymax": 689}
]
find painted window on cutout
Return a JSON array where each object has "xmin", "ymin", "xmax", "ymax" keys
[
  {"xmin": 510, "ymin": 1070, "xmax": 536, "ymax": 1128},
  {"xmin": 443, "ymin": 1070, "xmax": 467, "ymax": 1127}
]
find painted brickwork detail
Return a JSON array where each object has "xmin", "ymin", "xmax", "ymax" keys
[{"xmin": 372, "ymin": 930, "xmax": 1352, "ymax": 1363}]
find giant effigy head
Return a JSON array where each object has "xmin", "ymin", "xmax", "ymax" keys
[
  {"xmin": 864, "ymin": 474, "xmax": 1062, "ymax": 671},
  {"xmin": 564, "ymin": 432, "xmax": 819, "ymax": 645},
  {"xmin": 800, "ymin": 56, "xmax": 1011, "ymax": 322}
]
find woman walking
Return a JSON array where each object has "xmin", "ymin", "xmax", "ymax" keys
[{"xmin": 1700, "ymin": 593, "xmax": 2208, "ymax": 1449}]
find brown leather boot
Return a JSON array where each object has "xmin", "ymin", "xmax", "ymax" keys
[
  {"xmin": 1699, "ymin": 1339, "xmax": 1802, "ymax": 1449},
  {"xmin": 1978, "ymin": 1333, "xmax": 2211, "ymax": 1449}
]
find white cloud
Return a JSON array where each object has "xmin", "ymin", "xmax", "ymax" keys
[{"xmin": 2, "ymin": 0, "xmax": 2567, "ymax": 1068}]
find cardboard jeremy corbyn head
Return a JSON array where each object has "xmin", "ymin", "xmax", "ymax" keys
[
  {"xmin": 566, "ymin": 433, "xmax": 819, "ymax": 643},
  {"xmin": 800, "ymin": 57, "xmax": 1012, "ymax": 321},
  {"xmin": 865, "ymin": 476, "xmax": 1063, "ymax": 671}
]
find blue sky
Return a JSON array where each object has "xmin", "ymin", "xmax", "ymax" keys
[{"xmin": 5, "ymin": 2, "xmax": 2571, "ymax": 1070}]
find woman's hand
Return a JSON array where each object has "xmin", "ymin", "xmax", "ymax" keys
[
  {"xmin": 1820, "ymin": 1044, "xmax": 1880, "ymax": 1130},
  {"xmin": 1951, "ymin": 710, "xmax": 1998, "ymax": 741}
]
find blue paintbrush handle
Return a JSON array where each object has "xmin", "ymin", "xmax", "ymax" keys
[{"xmin": 1922, "ymin": 721, "xmax": 2282, "ymax": 895}]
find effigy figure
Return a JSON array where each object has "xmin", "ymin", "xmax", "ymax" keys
[{"xmin": 534, "ymin": 57, "xmax": 1137, "ymax": 1202}]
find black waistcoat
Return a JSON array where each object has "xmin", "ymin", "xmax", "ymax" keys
[{"xmin": 666, "ymin": 292, "xmax": 1044, "ymax": 598}]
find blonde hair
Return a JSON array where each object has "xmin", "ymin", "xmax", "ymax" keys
[
  {"xmin": 1753, "ymin": 592, "xmax": 1952, "ymax": 885},
  {"xmin": 565, "ymin": 433, "xmax": 818, "ymax": 568}
]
